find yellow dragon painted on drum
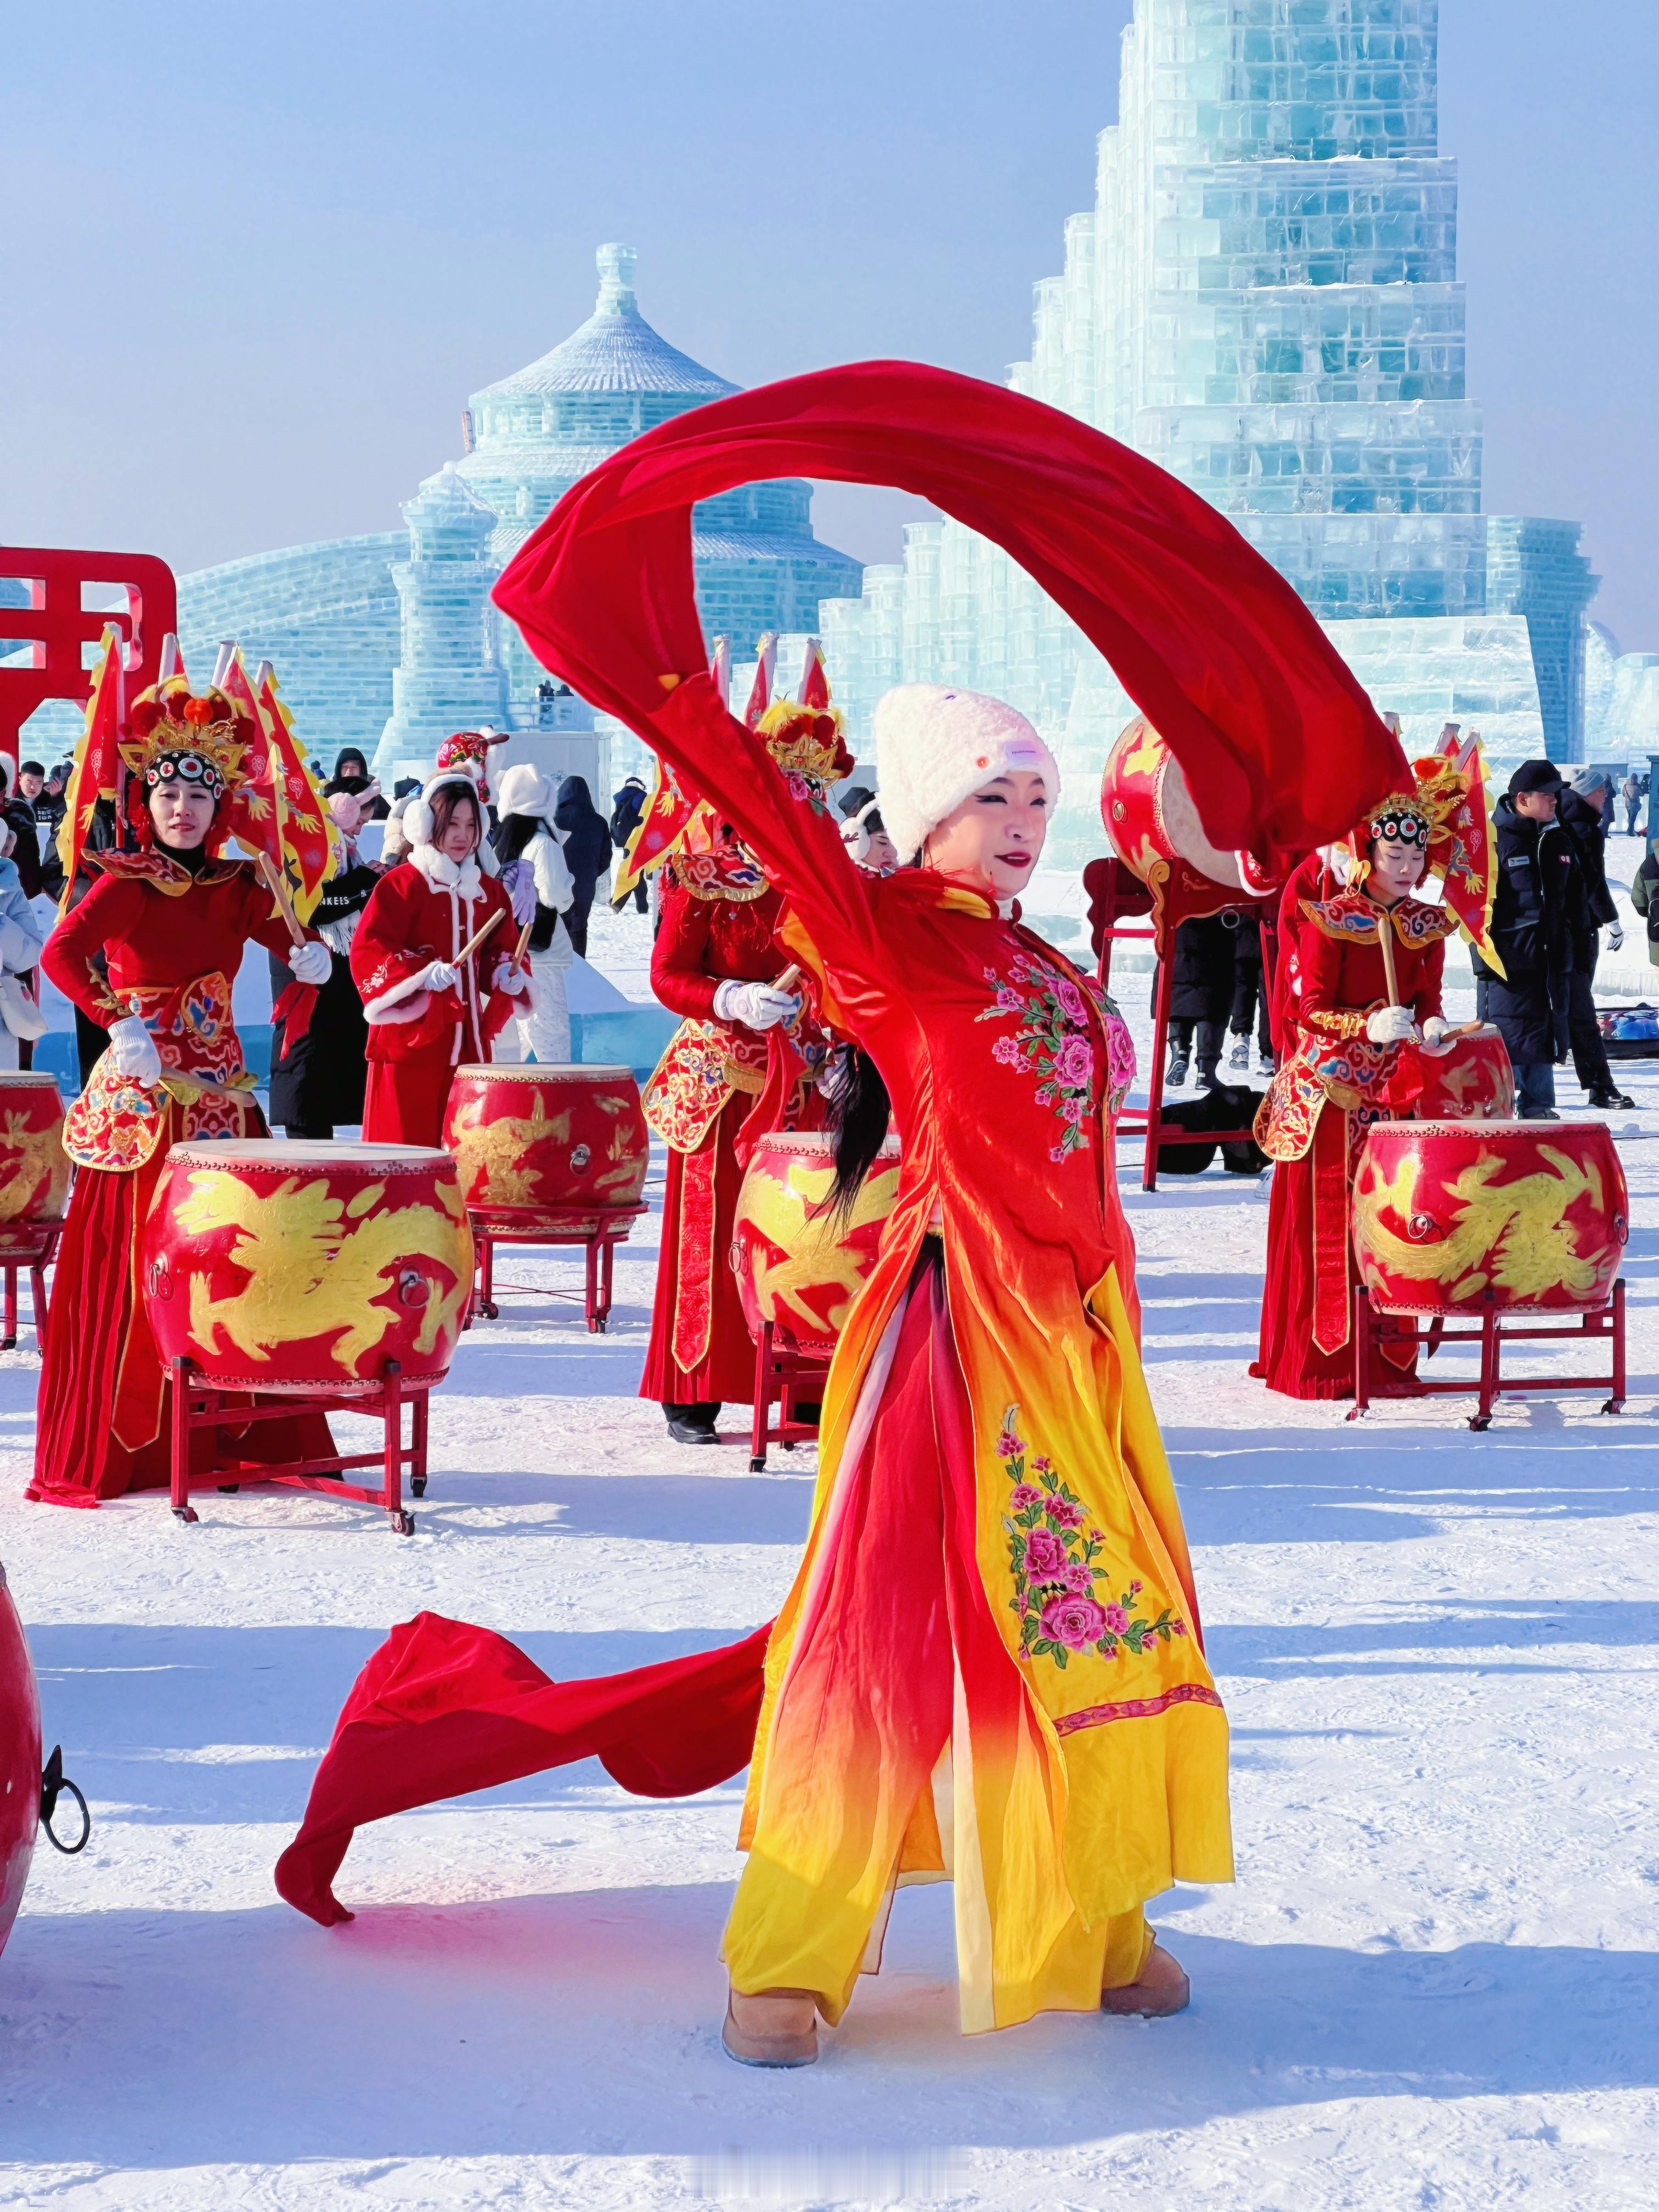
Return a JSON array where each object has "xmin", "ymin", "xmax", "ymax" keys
[
  {"xmin": 1352, "ymin": 1147, "xmax": 1607, "ymax": 1304},
  {"xmin": 736, "ymin": 1153, "xmax": 901, "ymax": 1339},
  {"xmin": 447, "ymin": 1094, "xmax": 573, "ymax": 1209},
  {"xmin": 0, "ymin": 1111, "xmax": 68, "ymax": 1223},
  {"xmin": 172, "ymin": 1170, "xmax": 471, "ymax": 1372}
]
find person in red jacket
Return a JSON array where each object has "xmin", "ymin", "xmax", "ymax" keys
[
  {"xmin": 639, "ymin": 689, "xmax": 848, "ymax": 1444},
  {"xmin": 1253, "ymin": 788, "xmax": 1462, "ymax": 1398},
  {"xmin": 351, "ymin": 758, "xmax": 522, "ymax": 1146},
  {"xmin": 31, "ymin": 675, "xmax": 333, "ymax": 1506}
]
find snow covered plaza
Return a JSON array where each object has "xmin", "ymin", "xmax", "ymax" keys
[{"xmin": 1, "ymin": 903, "xmax": 1656, "ymax": 2209}]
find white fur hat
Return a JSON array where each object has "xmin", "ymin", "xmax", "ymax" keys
[
  {"xmin": 406, "ymin": 768, "xmax": 499, "ymax": 875},
  {"xmin": 872, "ymin": 685, "xmax": 1060, "ymax": 863},
  {"xmin": 494, "ymin": 761, "xmax": 556, "ymax": 825}
]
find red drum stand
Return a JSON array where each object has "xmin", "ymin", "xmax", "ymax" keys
[
  {"xmin": 0, "ymin": 1227, "xmax": 59, "ymax": 1352},
  {"xmin": 168, "ymin": 1355, "xmax": 430, "ymax": 1534},
  {"xmin": 748, "ymin": 1321, "xmax": 828, "ymax": 1472},
  {"xmin": 1348, "ymin": 1282, "xmax": 1627, "ymax": 1432},
  {"xmin": 467, "ymin": 1205, "xmax": 646, "ymax": 1334}
]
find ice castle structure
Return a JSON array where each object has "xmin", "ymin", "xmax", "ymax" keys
[
  {"xmin": 174, "ymin": 245, "xmax": 860, "ymax": 787},
  {"xmin": 818, "ymin": 0, "xmax": 1601, "ymax": 862}
]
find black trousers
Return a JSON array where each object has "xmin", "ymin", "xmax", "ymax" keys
[
  {"xmin": 1169, "ymin": 1016, "xmax": 1224, "ymax": 1076},
  {"xmin": 1567, "ymin": 935, "xmax": 1615, "ymax": 1093}
]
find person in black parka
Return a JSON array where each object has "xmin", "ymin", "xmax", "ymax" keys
[
  {"xmin": 1558, "ymin": 769, "xmax": 1633, "ymax": 1109},
  {"xmin": 610, "ymin": 775, "xmax": 650, "ymax": 913},
  {"xmin": 1164, "ymin": 911, "xmax": 1240, "ymax": 1088},
  {"xmin": 1471, "ymin": 760, "xmax": 1589, "ymax": 1120},
  {"xmin": 268, "ymin": 792, "xmax": 382, "ymax": 1138},
  {"xmin": 554, "ymin": 774, "xmax": 611, "ymax": 958}
]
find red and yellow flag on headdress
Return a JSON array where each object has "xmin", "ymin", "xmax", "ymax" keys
[
  {"xmin": 55, "ymin": 623, "xmax": 125, "ymax": 907},
  {"xmin": 212, "ymin": 647, "xmax": 283, "ymax": 871},
  {"xmin": 1346, "ymin": 721, "xmax": 1501, "ymax": 975},
  {"xmin": 253, "ymin": 661, "xmax": 337, "ymax": 923}
]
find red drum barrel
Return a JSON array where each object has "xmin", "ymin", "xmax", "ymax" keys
[
  {"xmin": 1353, "ymin": 1119, "xmax": 1628, "ymax": 1317},
  {"xmin": 1404, "ymin": 1025, "xmax": 1514, "ymax": 1121},
  {"xmin": 141, "ymin": 1140, "xmax": 473, "ymax": 1392},
  {"xmin": 0, "ymin": 1073, "xmax": 69, "ymax": 1256},
  {"xmin": 731, "ymin": 1133, "xmax": 902, "ymax": 1357},
  {"xmin": 443, "ymin": 1064, "xmax": 649, "ymax": 1230},
  {"xmin": 1103, "ymin": 716, "xmax": 1269, "ymax": 893},
  {"xmin": 0, "ymin": 1561, "xmax": 41, "ymax": 1962}
]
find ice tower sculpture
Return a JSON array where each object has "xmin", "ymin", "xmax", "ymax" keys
[
  {"xmin": 822, "ymin": 0, "xmax": 1600, "ymax": 860},
  {"xmin": 177, "ymin": 245, "xmax": 860, "ymax": 781}
]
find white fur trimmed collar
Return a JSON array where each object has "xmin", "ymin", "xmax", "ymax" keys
[{"xmin": 409, "ymin": 843, "xmax": 482, "ymax": 896}]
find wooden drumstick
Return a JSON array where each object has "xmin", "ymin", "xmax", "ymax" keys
[
  {"xmin": 1376, "ymin": 915, "xmax": 1401, "ymax": 1010},
  {"xmin": 773, "ymin": 963, "xmax": 802, "ymax": 992},
  {"xmin": 255, "ymin": 851, "xmax": 307, "ymax": 950},
  {"xmin": 514, "ymin": 919, "xmax": 533, "ymax": 965},
  {"xmin": 455, "ymin": 906, "xmax": 506, "ymax": 966}
]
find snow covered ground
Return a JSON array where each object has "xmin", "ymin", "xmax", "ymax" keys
[{"xmin": 1, "ymin": 895, "xmax": 1657, "ymax": 2210}]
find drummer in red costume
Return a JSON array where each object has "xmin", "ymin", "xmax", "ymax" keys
[
  {"xmin": 1254, "ymin": 743, "xmax": 1499, "ymax": 1398},
  {"xmin": 30, "ymin": 676, "xmax": 334, "ymax": 1506},
  {"xmin": 639, "ymin": 674, "xmax": 848, "ymax": 1444},
  {"xmin": 352, "ymin": 739, "xmax": 522, "ymax": 1147}
]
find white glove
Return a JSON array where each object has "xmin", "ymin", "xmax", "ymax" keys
[
  {"xmin": 492, "ymin": 962, "xmax": 528, "ymax": 996},
  {"xmin": 106, "ymin": 1014, "xmax": 162, "ymax": 1086},
  {"xmin": 1366, "ymin": 1005, "xmax": 1417, "ymax": 1045},
  {"xmin": 419, "ymin": 960, "xmax": 460, "ymax": 994},
  {"xmin": 1607, "ymin": 924, "xmax": 1624, "ymax": 952},
  {"xmin": 288, "ymin": 940, "xmax": 332, "ymax": 987},
  {"xmin": 1419, "ymin": 1014, "xmax": 1453, "ymax": 1048},
  {"xmin": 713, "ymin": 978, "xmax": 800, "ymax": 1031}
]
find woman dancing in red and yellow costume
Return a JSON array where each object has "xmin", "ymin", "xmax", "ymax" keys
[
  {"xmin": 1253, "ymin": 746, "xmax": 1499, "ymax": 1400},
  {"xmin": 31, "ymin": 677, "xmax": 332, "ymax": 1506}
]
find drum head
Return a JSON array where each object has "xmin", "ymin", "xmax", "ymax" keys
[
  {"xmin": 0, "ymin": 1073, "xmax": 59, "ymax": 1092},
  {"xmin": 452, "ymin": 1063, "xmax": 636, "ymax": 1082},
  {"xmin": 167, "ymin": 1138, "xmax": 451, "ymax": 1166},
  {"xmin": 1156, "ymin": 757, "xmax": 1244, "ymax": 889}
]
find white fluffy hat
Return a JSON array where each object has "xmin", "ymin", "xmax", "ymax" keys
[
  {"xmin": 494, "ymin": 761, "xmax": 557, "ymax": 824},
  {"xmin": 872, "ymin": 685, "xmax": 1060, "ymax": 863},
  {"xmin": 406, "ymin": 768, "xmax": 500, "ymax": 876}
]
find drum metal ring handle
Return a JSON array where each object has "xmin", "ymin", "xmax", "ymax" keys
[
  {"xmin": 397, "ymin": 1268, "xmax": 431, "ymax": 1309},
  {"xmin": 40, "ymin": 1745, "xmax": 91, "ymax": 1856},
  {"xmin": 570, "ymin": 1143, "xmax": 592, "ymax": 1173}
]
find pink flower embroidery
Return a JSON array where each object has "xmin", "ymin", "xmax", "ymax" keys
[
  {"xmin": 1048, "ymin": 1498, "xmax": 1085, "ymax": 1530},
  {"xmin": 1009, "ymin": 1482, "xmax": 1043, "ymax": 1511},
  {"xmin": 1024, "ymin": 1528, "xmax": 1071, "ymax": 1579},
  {"xmin": 1039, "ymin": 1594, "xmax": 1109, "ymax": 1651},
  {"xmin": 1055, "ymin": 1034, "xmax": 1094, "ymax": 1088},
  {"xmin": 1103, "ymin": 1603, "xmax": 1129, "ymax": 1635},
  {"xmin": 1056, "ymin": 978, "xmax": 1086, "ymax": 1023}
]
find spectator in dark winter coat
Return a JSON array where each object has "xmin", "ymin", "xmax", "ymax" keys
[
  {"xmin": 0, "ymin": 764, "xmax": 52, "ymax": 902},
  {"xmin": 610, "ymin": 775, "xmax": 650, "ymax": 912},
  {"xmin": 326, "ymin": 747, "xmax": 390, "ymax": 820},
  {"xmin": 1165, "ymin": 911, "xmax": 1240, "ymax": 1088},
  {"xmin": 554, "ymin": 774, "xmax": 611, "ymax": 957},
  {"xmin": 1472, "ymin": 760, "xmax": 1588, "ymax": 1120},
  {"xmin": 1621, "ymin": 771, "xmax": 1644, "ymax": 836},
  {"xmin": 1226, "ymin": 909, "xmax": 1274, "ymax": 1074},
  {"xmin": 267, "ymin": 791, "xmax": 381, "ymax": 1138},
  {"xmin": 1558, "ymin": 770, "xmax": 1633, "ymax": 1108}
]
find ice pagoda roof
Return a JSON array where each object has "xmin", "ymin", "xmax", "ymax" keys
[{"xmin": 471, "ymin": 244, "xmax": 738, "ymax": 404}]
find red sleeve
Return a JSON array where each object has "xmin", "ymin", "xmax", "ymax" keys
[
  {"xmin": 650, "ymin": 884, "xmax": 720, "ymax": 1019},
  {"xmin": 1297, "ymin": 920, "xmax": 1374, "ymax": 1042},
  {"xmin": 351, "ymin": 870, "xmax": 429, "ymax": 1008},
  {"xmin": 42, "ymin": 874, "xmax": 146, "ymax": 1020},
  {"xmin": 650, "ymin": 676, "xmax": 893, "ymax": 997}
]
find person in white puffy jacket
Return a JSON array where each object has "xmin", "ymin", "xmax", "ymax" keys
[
  {"xmin": 489, "ymin": 763, "xmax": 575, "ymax": 1064},
  {"xmin": 0, "ymin": 829, "xmax": 47, "ymax": 1069}
]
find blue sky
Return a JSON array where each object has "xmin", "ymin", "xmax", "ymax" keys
[{"xmin": 3, "ymin": 1, "xmax": 1655, "ymax": 644}]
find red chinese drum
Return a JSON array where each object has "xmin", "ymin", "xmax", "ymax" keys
[
  {"xmin": 443, "ymin": 1064, "xmax": 649, "ymax": 1229},
  {"xmin": 1407, "ymin": 1025, "xmax": 1514, "ymax": 1121},
  {"xmin": 141, "ymin": 1140, "xmax": 474, "ymax": 1392},
  {"xmin": 0, "ymin": 1073, "xmax": 69, "ymax": 1256},
  {"xmin": 731, "ymin": 1132, "xmax": 902, "ymax": 1357},
  {"xmin": 0, "ymin": 1561, "xmax": 40, "ymax": 1963},
  {"xmin": 1103, "ymin": 716, "xmax": 1278, "ymax": 895},
  {"xmin": 1353, "ymin": 1119, "xmax": 1627, "ymax": 1317}
]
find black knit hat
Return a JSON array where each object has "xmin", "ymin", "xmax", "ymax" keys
[{"xmin": 1508, "ymin": 759, "xmax": 1565, "ymax": 797}]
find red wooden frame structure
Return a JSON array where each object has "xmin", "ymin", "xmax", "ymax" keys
[
  {"xmin": 1347, "ymin": 1282, "xmax": 1626, "ymax": 1431},
  {"xmin": 466, "ymin": 1204, "xmax": 647, "ymax": 1334},
  {"xmin": 167, "ymin": 1355, "xmax": 429, "ymax": 1533},
  {"xmin": 0, "ymin": 545, "xmax": 177, "ymax": 773},
  {"xmin": 1086, "ymin": 854, "xmax": 1278, "ymax": 1192},
  {"xmin": 747, "ymin": 1321, "xmax": 828, "ymax": 1472},
  {"xmin": 0, "ymin": 1228, "xmax": 60, "ymax": 1353}
]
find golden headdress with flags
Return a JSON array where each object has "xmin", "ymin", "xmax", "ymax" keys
[{"xmin": 1348, "ymin": 720, "xmax": 1500, "ymax": 972}]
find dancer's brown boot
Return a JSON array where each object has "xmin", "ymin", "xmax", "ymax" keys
[
  {"xmin": 721, "ymin": 1985, "xmax": 820, "ymax": 2067},
  {"xmin": 1100, "ymin": 1937, "xmax": 1190, "ymax": 2018}
]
